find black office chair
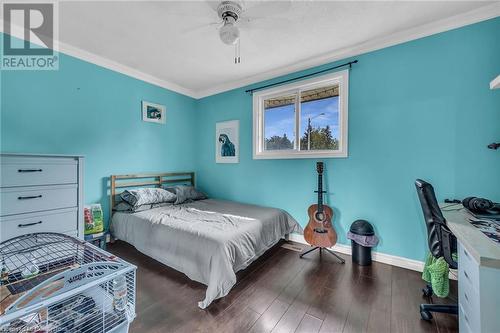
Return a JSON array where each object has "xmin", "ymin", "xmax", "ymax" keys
[{"xmin": 415, "ymin": 179, "xmax": 458, "ymax": 321}]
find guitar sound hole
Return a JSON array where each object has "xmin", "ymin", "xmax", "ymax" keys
[{"xmin": 315, "ymin": 212, "xmax": 324, "ymax": 221}]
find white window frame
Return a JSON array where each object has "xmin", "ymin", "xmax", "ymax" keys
[{"xmin": 253, "ymin": 70, "xmax": 349, "ymax": 159}]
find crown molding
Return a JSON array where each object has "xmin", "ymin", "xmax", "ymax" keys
[
  {"xmin": 56, "ymin": 41, "xmax": 197, "ymax": 98},
  {"xmin": 2, "ymin": 3, "xmax": 499, "ymax": 100},
  {"xmin": 194, "ymin": 3, "xmax": 500, "ymax": 98},
  {"xmin": 491, "ymin": 75, "xmax": 500, "ymax": 89},
  {"xmin": 0, "ymin": 21, "xmax": 197, "ymax": 98}
]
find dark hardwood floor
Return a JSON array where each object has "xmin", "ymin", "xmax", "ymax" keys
[{"xmin": 107, "ymin": 240, "xmax": 458, "ymax": 333}]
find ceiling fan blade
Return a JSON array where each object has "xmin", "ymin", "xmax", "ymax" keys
[
  {"xmin": 243, "ymin": 0, "xmax": 293, "ymax": 18},
  {"xmin": 182, "ymin": 21, "xmax": 222, "ymax": 35},
  {"xmin": 205, "ymin": 1, "xmax": 220, "ymax": 12},
  {"xmin": 155, "ymin": 1, "xmax": 217, "ymax": 18},
  {"xmin": 239, "ymin": 16, "xmax": 291, "ymax": 30}
]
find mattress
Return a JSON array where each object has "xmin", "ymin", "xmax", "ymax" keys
[{"xmin": 110, "ymin": 198, "xmax": 301, "ymax": 308}]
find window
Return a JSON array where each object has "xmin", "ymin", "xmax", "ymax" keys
[{"xmin": 253, "ymin": 70, "xmax": 348, "ymax": 159}]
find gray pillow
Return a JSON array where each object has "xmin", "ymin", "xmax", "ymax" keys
[
  {"xmin": 120, "ymin": 188, "xmax": 176, "ymax": 207},
  {"xmin": 164, "ymin": 185, "xmax": 207, "ymax": 205},
  {"xmin": 113, "ymin": 201, "xmax": 172, "ymax": 213}
]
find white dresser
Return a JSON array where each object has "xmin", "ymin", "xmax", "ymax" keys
[
  {"xmin": 0, "ymin": 153, "xmax": 84, "ymax": 241},
  {"xmin": 443, "ymin": 207, "xmax": 500, "ymax": 333}
]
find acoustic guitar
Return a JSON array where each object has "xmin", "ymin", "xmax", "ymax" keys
[{"xmin": 303, "ymin": 162, "xmax": 337, "ymax": 248}]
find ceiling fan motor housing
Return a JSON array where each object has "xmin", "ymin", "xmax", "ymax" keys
[{"xmin": 217, "ymin": 1, "xmax": 242, "ymax": 22}]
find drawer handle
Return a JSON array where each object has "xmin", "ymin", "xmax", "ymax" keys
[
  {"xmin": 463, "ymin": 248, "xmax": 470, "ymax": 258},
  {"xmin": 464, "ymin": 270, "xmax": 470, "ymax": 280},
  {"xmin": 17, "ymin": 169, "xmax": 43, "ymax": 173},
  {"xmin": 18, "ymin": 221, "xmax": 42, "ymax": 228},
  {"xmin": 17, "ymin": 195, "xmax": 42, "ymax": 200},
  {"xmin": 464, "ymin": 292, "xmax": 469, "ymax": 302}
]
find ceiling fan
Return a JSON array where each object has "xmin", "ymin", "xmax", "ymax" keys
[{"xmin": 187, "ymin": 1, "xmax": 292, "ymax": 64}]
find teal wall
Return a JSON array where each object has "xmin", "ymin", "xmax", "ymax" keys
[
  {"xmin": 195, "ymin": 18, "xmax": 500, "ymax": 261},
  {"xmin": 1, "ymin": 18, "xmax": 499, "ymax": 261},
  {"xmin": 1, "ymin": 34, "xmax": 198, "ymax": 223}
]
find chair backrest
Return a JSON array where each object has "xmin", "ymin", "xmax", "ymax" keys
[
  {"xmin": 415, "ymin": 179, "xmax": 457, "ymax": 269},
  {"xmin": 415, "ymin": 179, "xmax": 446, "ymax": 258}
]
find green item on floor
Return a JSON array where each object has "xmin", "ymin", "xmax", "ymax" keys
[
  {"xmin": 84, "ymin": 204, "xmax": 104, "ymax": 235},
  {"xmin": 422, "ymin": 253, "xmax": 449, "ymax": 298}
]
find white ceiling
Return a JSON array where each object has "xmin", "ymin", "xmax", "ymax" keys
[{"xmin": 57, "ymin": 1, "xmax": 499, "ymax": 98}]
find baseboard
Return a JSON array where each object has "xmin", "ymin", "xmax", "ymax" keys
[
  {"xmin": 288, "ymin": 233, "xmax": 458, "ymax": 280},
  {"xmin": 288, "ymin": 233, "xmax": 424, "ymax": 272}
]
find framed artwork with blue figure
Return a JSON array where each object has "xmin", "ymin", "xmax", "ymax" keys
[
  {"xmin": 216, "ymin": 120, "xmax": 239, "ymax": 163},
  {"xmin": 142, "ymin": 101, "xmax": 166, "ymax": 124}
]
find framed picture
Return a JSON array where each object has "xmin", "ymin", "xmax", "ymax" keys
[
  {"xmin": 216, "ymin": 120, "xmax": 239, "ymax": 163},
  {"xmin": 142, "ymin": 101, "xmax": 166, "ymax": 124}
]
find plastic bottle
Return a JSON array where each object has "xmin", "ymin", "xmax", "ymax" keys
[
  {"xmin": 0, "ymin": 259, "xmax": 9, "ymax": 284},
  {"xmin": 112, "ymin": 275, "xmax": 127, "ymax": 312}
]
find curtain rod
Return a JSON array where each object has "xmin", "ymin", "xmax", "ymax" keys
[{"xmin": 245, "ymin": 60, "xmax": 358, "ymax": 94}]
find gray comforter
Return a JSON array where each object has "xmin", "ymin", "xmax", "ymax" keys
[{"xmin": 110, "ymin": 199, "xmax": 301, "ymax": 308}]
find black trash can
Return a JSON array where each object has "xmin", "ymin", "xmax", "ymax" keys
[{"xmin": 349, "ymin": 220, "xmax": 376, "ymax": 266}]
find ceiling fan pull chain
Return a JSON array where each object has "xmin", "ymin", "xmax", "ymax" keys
[
  {"xmin": 234, "ymin": 39, "xmax": 240, "ymax": 64},
  {"xmin": 233, "ymin": 39, "xmax": 240, "ymax": 64},
  {"xmin": 238, "ymin": 39, "xmax": 241, "ymax": 64}
]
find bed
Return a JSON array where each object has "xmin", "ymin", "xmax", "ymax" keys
[{"xmin": 108, "ymin": 172, "xmax": 301, "ymax": 309}]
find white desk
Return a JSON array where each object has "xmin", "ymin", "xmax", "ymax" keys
[{"xmin": 441, "ymin": 204, "xmax": 500, "ymax": 333}]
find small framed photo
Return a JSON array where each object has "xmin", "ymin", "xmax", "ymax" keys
[
  {"xmin": 142, "ymin": 101, "xmax": 166, "ymax": 124},
  {"xmin": 216, "ymin": 120, "xmax": 239, "ymax": 163}
]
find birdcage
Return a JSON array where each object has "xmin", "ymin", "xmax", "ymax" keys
[{"xmin": 0, "ymin": 232, "xmax": 136, "ymax": 333}]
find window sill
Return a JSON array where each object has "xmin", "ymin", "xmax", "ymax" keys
[{"xmin": 253, "ymin": 150, "xmax": 348, "ymax": 160}]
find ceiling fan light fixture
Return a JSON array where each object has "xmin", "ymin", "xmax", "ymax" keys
[{"xmin": 219, "ymin": 20, "xmax": 240, "ymax": 45}]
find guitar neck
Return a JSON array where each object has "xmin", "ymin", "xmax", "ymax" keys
[{"xmin": 317, "ymin": 173, "xmax": 323, "ymax": 212}]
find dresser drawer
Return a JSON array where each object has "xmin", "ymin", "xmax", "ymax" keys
[
  {"xmin": 458, "ymin": 277, "xmax": 479, "ymax": 314},
  {"xmin": 458, "ymin": 264, "xmax": 480, "ymax": 303},
  {"xmin": 0, "ymin": 185, "xmax": 77, "ymax": 216},
  {"xmin": 459, "ymin": 303, "xmax": 480, "ymax": 333},
  {"xmin": 459, "ymin": 304, "xmax": 472, "ymax": 333},
  {"xmin": 0, "ymin": 208, "xmax": 78, "ymax": 242},
  {"xmin": 458, "ymin": 286, "xmax": 480, "ymax": 331},
  {"xmin": 458, "ymin": 242, "xmax": 480, "ymax": 290},
  {"xmin": 1, "ymin": 156, "xmax": 77, "ymax": 187}
]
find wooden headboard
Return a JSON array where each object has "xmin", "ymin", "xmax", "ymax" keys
[{"xmin": 109, "ymin": 172, "xmax": 195, "ymax": 217}]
